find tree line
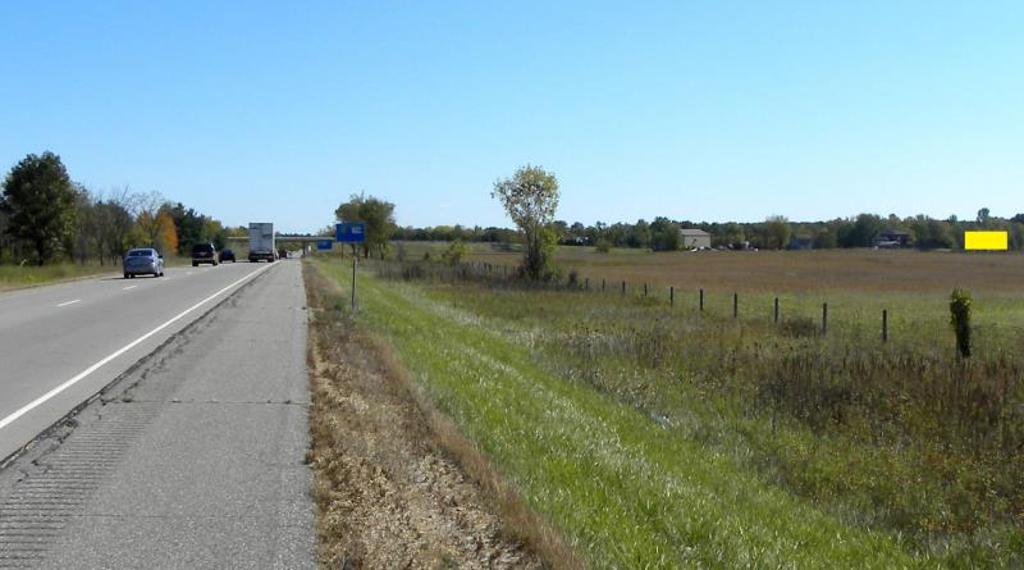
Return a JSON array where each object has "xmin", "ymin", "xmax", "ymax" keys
[
  {"xmin": 392, "ymin": 210, "xmax": 1024, "ymax": 252},
  {"xmin": 0, "ymin": 151, "xmax": 230, "ymax": 266}
]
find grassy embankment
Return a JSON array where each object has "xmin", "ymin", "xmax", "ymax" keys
[
  {"xmin": 310, "ymin": 254, "xmax": 985, "ymax": 568},
  {"xmin": 0, "ymin": 256, "xmax": 195, "ymax": 292},
  {"xmin": 0, "ymin": 263, "xmax": 117, "ymax": 291}
]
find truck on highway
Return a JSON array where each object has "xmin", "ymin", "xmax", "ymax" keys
[{"xmin": 248, "ymin": 222, "xmax": 276, "ymax": 263}]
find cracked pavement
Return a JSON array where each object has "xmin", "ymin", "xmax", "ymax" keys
[{"xmin": 0, "ymin": 261, "xmax": 315, "ymax": 569}]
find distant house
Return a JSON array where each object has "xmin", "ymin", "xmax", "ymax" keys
[
  {"xmin": 788, "ymin": 235, "xmax": 813, "ymax": 250},
  {"xmin": 874, "ymin": 230, "xmax": 911, "ymax": 248},
  {"xmin": 679, "ymin": 229, "xmax": 711, "ymax": 249}
]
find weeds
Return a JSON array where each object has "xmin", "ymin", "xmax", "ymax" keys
[{"xmin": 366, "ymin": 258, "xmax": 1024, "ymax": 565}]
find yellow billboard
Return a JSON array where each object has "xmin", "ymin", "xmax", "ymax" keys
[{"xmin": 964, "ymin": 231, "xmax": 1008, "ymax": 251}]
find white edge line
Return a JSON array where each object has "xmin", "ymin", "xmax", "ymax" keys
[
  {"xmin": 123, "ymin": 285, "xmax": 137, "ymax": 290},
  {"xmin": 0, "ymin": 263, "xmax": 273, "ymax": 431},
  {"xmin": 56, "ymin": 299, "xmax": 81, "ymax": 307}
]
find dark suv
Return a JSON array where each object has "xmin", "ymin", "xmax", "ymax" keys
[{"xmin": 191, "ymin": 243, "xmax": 219, "ymax": 267}]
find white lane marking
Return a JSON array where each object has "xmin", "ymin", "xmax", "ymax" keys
[
  {"xmin": 123, "ymin": 285, "xmax": 137, "ymax": 291},
  {"xmin": 186, "ymin": 271, "xmax": 193, "ymax": 276},
  {"xmin": 56, "ymin": 299, "xmax": 81, "ymax": 307},
  {"xmin": 0, "ymin": 263, "xmax": 274, "ymax": 432}
]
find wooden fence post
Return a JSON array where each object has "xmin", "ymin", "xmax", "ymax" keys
[
  {"xmin": 644, "ymin": 283, "xmax": 648, "ymax": 297},
  {"xmin": 733, "ymin": 293, "xmax": 738, "ymax": 319},
  {"xmin": 774, "ymin": 297, "xmax": 779, "ymax": 323},
  {"xmin": 699, "ymin": 289, "xmax": 704, "ymax": 312},
  {"xmin": 585, "ymin": 277, "xmax": 589, "ymax": 291},
  {"xmin": 602, "ymin": 278, "xmax": 606, "ymax": 292},
  {"xmin": 670, "ymin": 286, "xmax": 674, "ymax": 306},
  {"xmin": 822, "ymin": 303, "xmax": 828, "ymax": 335},
  {"xmin": 882, "ymin": 309, "xmax": 888, "ymax": 343},
  {"xmin": 621, "ymin": 281, "xmax": 626, "ymax": 296}
]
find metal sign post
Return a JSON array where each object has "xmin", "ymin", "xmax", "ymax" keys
[{"xmin": 335, "ymin": 223, "xmax": 367, "ymax": 310}]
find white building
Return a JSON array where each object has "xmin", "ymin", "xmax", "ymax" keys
[{"xmin": 679, "ymin": 229, "xmax": 711, "ymax": 249}]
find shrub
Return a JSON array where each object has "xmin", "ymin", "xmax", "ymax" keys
[{"xmin": 950, "ymin": 288, "xmax": 972, "ymax": 359}]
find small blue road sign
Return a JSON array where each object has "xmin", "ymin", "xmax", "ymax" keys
[
  {"xmin": 316, "ymin": 239, "xmax": 333, "ymax": 251},
  {"xmin": 336, "ymin": 222, "xmax": 366, "ymax": 243}
]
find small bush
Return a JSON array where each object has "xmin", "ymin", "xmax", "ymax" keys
[
  {"xmin": 567, "ymin": 269, "xmax": 580, "ymax": 289},
  {"xmin": 950, "ymin": 288, "xmax": 972, "ymax": 359}
]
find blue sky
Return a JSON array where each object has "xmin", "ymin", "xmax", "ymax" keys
[{"xmin": 0, "ymin": 1, "xmax": 1020, "ymax": 232}]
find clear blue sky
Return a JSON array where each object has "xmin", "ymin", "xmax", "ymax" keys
[{"xmin": 1, "ymin": 1, "xmax": 1020, "ymax": 233}]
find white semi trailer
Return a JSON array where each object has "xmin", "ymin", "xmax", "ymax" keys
[{"xmin": 248, "ymin": 222, "xmax": 276, "ymax": 263}]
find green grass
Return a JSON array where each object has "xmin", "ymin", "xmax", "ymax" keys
[
  {"xmin": 0, "ymin": 263, "xmax": 118, "ymax": 290},
  {"xmin": 0, "ymin": 256, "xmax": 194, "ymax": 291},
  {"xmin": 313, "ymin": 258, "xmax": 941, "ymax": 568},
  {"xmin": 368, "ymin": 259, "xmax": 1024, "ymax": 566}
]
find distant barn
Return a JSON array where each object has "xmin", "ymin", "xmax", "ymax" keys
[{"xmin": 679, "ymin": 229, "xmax": 711, "ymax": 249}]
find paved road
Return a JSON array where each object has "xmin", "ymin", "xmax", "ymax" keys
[
  {"xmin": 0, "ymin": 262, "xmax": 273, "ymax": 462},
  {"xmin": 0, "ymin": 260, "xmax": 314, "ymax": 568}
]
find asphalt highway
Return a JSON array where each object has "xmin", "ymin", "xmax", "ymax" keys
[
  {"xmin": 0, "ymin": 259, "xmax": 314, "ymax": 568},
  {"xmin": 0, "ymin": 262, "xmax": 273, "ymax": 463}
]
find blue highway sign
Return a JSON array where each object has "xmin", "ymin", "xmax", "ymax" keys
[
  {"xmin": 316, "ymin": 239, "xmax": 334, "ymax": 251},
  {"xmin": 336, "ymin": 222, "xmax": 366, "ymax": 243}
]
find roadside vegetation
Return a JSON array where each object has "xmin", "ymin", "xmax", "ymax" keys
[
  {"xmin": 0, "ymin": 151, "xmax": 243, "ymax": 289},
  {"xmin": 304, "ymin": 261, "xmax": 572, "ymax": 569},
  {"xmin": 309, "ymin": 248, "xmax": 1024, "ymax": 567}
]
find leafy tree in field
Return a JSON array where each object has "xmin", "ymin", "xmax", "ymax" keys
[
  {"xmin": 0, "ymin": 152, "xmax": 77, "ymax": 264},
  {"xmin": 837, "ymin": 213, "xmax": 883, "ymax": 248},
  {"xmin": 492, "ymin": 165, "xmax": 560, "ymax": 280},
  {"xmin": 717, "ymin": 222, "xmax": 746, "ymax": 248},
  {"xmin": 441, "ymin": 239, "xmax": 467, "ymax": 266},
  {"xmin": 765, "ymin": 215, "xmax": 791, "ymax": 249},
  {"xmin": 976, "ymin": 207, "xmax": 991, "ymax": 227},
  {"xmin": 650, "ymin": 217, "xmax": 681, "ymax": 251},
  {"xmin": 628, "ymin": 219, "xmax": 651, "ymax": 249},
  {"xmin": 335, "ymin": 193, "xmax": 396, "ymax": 258}
]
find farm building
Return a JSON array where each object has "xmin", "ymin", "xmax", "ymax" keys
[{"xmin": 679, "ymin": 229, "xmax": 711, "ymax": 249}]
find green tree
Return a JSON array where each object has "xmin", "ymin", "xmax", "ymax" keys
[
  {"xmin": 441, "ymin": 239, "xmax": 467, "ymax": 266},
  {"xmin": 628, "ymin": 219, "xmax": 652, "ymax": 248},
  {"xmin": 976, "ymin": 207, "xmax": 991, "ymax": 227},
  {"xmin": 0, "ymin": 152, "xmax": 78, "ymax": 264},
  {"xmin": 836, "ymin": 213, "xmax": 883, "ymax": 247},
  {"xmin": 950, "ymin": 288, "xmax": 972, "ymax": 359},
  {"xmin": 335, "ymin": 193, "xmax": 397, "ymax": 258},
  {"xmin": 650, "ymin": 217, "xmax": 681, "ymax": 251},
  {"xmin": 492, "ymin": 165, "xmax": 560, "ymax": 280},
  {"xmin": 765, "ymin": 215, "xmax": 791, "ymax": 250}
]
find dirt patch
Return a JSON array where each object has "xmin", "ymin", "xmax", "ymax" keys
[{"xmin": 304, "ymin": 263, "xmax": 560, "ymax": 569}]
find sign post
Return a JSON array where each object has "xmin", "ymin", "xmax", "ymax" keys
[{"xmin": 335, "ymin": 223, "xmax": 366, "ymax": 310}]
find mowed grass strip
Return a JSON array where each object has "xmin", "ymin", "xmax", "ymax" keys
[{"xmin": 315, "ymin": 259, "xmax": 920, "ymax": 568}]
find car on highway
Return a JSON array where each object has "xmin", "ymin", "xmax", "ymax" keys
[
  {"xmin": 191, "ymin": 243, "xmax": 219, "ymax": 267},
  {"xmin": 123, "ymin": 248, "xmax": 165, "ymax": 278},
  {"xmin": 219, "ymin": 248, "xmax": 237, "ymax": 263}
]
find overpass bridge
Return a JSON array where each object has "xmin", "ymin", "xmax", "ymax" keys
[{"xmin": 224, "ymin": 235, "xmax": 330, "ymax": 253}]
